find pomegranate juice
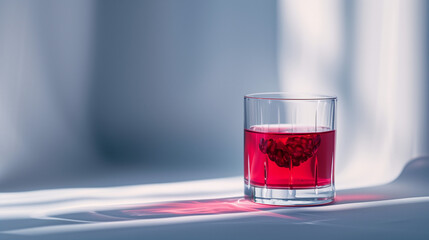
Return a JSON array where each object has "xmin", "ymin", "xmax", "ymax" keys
[{"xmin": 244, "ymin": 126, "xmax": 335, "ymax": 189}]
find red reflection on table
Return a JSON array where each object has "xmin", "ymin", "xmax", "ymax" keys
[{"xmin": 123, "ymin": 198, "xmax": 298, "ymax": 220}]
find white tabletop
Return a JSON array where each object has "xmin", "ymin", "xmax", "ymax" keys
[{"xmin": 1, "ymin": 158, "xmax": 429, "ymax": 240}]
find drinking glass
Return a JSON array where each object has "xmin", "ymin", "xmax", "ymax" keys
[{"xmin": 244, "ymin": 93, "xmax": 337, "ymax": 206}]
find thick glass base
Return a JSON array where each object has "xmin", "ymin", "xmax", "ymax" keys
[{"xmin": 244, "ymin": 184, "xmax": 335, "ymax": 206}]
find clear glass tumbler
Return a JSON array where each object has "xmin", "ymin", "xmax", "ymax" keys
[{"xmin": 244, "ymin": 93, "xmax": 337, "ymax": 206}]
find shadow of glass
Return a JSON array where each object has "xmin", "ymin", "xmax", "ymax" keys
[{"xmin": 51, "ymin": 197, "xmax": 298, "ymax": 224}]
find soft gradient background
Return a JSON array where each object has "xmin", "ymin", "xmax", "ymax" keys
[{"xmin": 0, "ymin": 0, "xmax": 427, "ymax": 191}]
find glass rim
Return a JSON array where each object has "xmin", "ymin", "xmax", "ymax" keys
[{"xmin": 244, "ymin": 92, "xmax": 337, "ymax": 101}]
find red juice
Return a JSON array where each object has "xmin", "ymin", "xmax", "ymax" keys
[{"xmin": 244, "ymin": 125, "xmax": 335, "ymax": 189}]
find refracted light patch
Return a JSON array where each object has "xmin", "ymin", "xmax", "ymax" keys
[{"xmin": 118, "ymin": 198, "xmax": 298, "ymax": 220}]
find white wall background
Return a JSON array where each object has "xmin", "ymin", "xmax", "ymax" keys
[
  {"xmin": 278, "ymin": 0, "xmax": 428, "ymax": 189},
  {"xmin": 0, "ymin": 0, "xmax": 278, "ymax": 189},
  {"xmin": 0, "ymin": 0, "xmax": 427, "ymax": 190}
]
